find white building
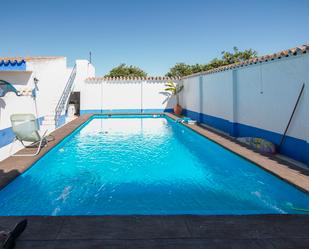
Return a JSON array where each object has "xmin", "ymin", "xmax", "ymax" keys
[{"xmin": 0, "ymin": 57, "xmax": 94, "ymax": 160}]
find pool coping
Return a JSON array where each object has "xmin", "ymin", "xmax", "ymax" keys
[{"xmin": 0, "ymin": 112, "xmax": 309, "ymax": 194}]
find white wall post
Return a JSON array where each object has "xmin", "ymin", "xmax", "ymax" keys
[
  {"xmin": 198, "ymin": 76, "xmax": 203, "ymax": 123},
  {"xmin": 231, "ymin": 70, "xmax": 238, "ymax": 137}
]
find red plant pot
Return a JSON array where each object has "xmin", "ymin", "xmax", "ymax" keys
[{"xmin": 174, "ymin": 104, "xmax": 183, "ymax": 115}]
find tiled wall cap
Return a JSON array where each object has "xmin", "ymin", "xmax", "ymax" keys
[
  {"xmin": 85, "ymin": 76, "xmax": 181, "ymax": 82},
  {"xmin": 0, "ymin": 59, "xmax": 26, "ymax": 65}
]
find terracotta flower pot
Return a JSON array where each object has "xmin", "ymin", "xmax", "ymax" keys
[{"xmin": 174, "ymin": 104, "xmax": 183, "ymax": 115}]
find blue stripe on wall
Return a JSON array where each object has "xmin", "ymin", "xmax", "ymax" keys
[
  {"xmin": 0, "ymin": 127, "xmax": 15, "ymax": 148},
  {"xmin": 183, "ymin": 109, "xmax": 234, "ymax": 135},
  {"xmin": 0, "ymin": 116, "xmax": 44, "ymax": 148},
  {"xmin": 307, "ymin": 143, "xmax": 309, "ymax": 165},
  {"xmin": 0, "ymin": 60, "xmax": 26, "ymax": 71},
  {"xmin": 38, "ymin": 116, "xmax": 44, "ymax": 126},
  {"xmin": 183, "ymin": 109, "xmax": 308, "ymax": 166},
  {"xmin": 234, "ymin": 122, "xmax": 308, "ymax": 164},
  {"xmin": 80, "ymin": 108, "xmax": 173, "ymax": 115},
  {"xmin": 56, "ymin": 114, "xmax": 66, "ymax": 128}
]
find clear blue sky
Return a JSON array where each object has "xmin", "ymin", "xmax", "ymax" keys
[{"xmin": 1, "ymin": 0, "xmax": 309, "ymax": 76}]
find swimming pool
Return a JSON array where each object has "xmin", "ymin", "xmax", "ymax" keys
[{"xmin": 0, "ymin": 115, "xmax": 308, "ymax": 215}]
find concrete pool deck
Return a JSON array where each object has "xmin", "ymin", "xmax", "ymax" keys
[{"xmin": 0, "ymin": 113, "xmax": 309, "ymax": 248}]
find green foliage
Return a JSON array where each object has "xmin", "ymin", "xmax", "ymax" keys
[
  {"xmin": 221, "ymin": 47, "xmax": 258, "ymax": 64},
  {"xmin": 165, "ymin": 63, "xmax": 193, "ymax": 78},
  {"xmin": 164, "ymin": 81, "xmax": 183, "ymax": 96},
  {"xmin": 105, "ymin": 63, "xmax": 147, "ymax": 77},
  {"xmin": 166, "ymin": 47, "xmax": 258, "ymax": 77},
  {"xmin": 164, "ymin": 81, "xmax": 184, "ymax": 105}
]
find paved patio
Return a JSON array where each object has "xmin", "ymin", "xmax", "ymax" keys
[{"xmin": 0, "ymin": 215, "xmax": 308, "ymax": 249}]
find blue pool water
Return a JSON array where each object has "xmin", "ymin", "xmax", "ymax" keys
[{"xmin": 0, "ymin": 115, "xmax": 309, "ymax": 215}]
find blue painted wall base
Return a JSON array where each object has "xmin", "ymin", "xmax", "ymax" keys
[{"xmin": 183, "ymin": 109, "xmax": 309, "ymax": 166}]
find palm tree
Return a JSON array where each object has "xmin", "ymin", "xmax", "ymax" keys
[
  {"xmin": 164, "ymin": 81, "xmax": 183, "ymax": 105},
  {"xmin": 164, "ymin": 81, "xmax": 184, "ymax": 114}
]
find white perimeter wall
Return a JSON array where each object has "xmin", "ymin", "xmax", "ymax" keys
[
  {"xmin": 81, "ymin": 80, "xmax": 178, "ymax": 113},
  {"xmin": 180, "ymin": 53, "xmax": 309, "ymax": 164},
  {"xmin": 180, "ymin": 71, "xmax": 235, "ymax": 122},
  {"xmin": 236, "ymin": 55, "xmax": 308, "ymax": 139}
]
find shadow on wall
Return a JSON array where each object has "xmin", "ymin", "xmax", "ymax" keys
[
  {"xmin": 0, "ymin": 72, "xmax": 32, "ymax": 86},
  {"xmin": 0, "ymin": 98, "xmax": 6, "ymax": 112},
  {"xmin": 159, "ymin": 91, "xmax": 175, "ymax": 112}
]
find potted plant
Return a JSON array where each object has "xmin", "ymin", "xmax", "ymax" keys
[{"xmin": 164, "ymin": 81, "xmax": 184, "ymax": 115}]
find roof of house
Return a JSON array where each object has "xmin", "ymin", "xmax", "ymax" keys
[
  {"xmin": 0, "ymin": 56, "xmax": 65, "ymax": 64},
  {"xmin": 86, "ymin": 76, "xmax": 181, "ymax": 82},
  {"xmin": 183, "ymin": 44, "xmax": 309, "ymax": 79}
]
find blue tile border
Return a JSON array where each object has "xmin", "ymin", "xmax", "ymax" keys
[
  {"xmin": 80, "ymin": 108, "xmax": 173, "ymax": 115},
  {"xmin": 183, "ymin": 108, "xmax": 308, "ymax": 166},
  {"xmin": 0, "ymin": 116, "xmax": 44, "ymax": 148}
]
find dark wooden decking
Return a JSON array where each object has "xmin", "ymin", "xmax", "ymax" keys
[{"xmin": 0, "ymin": 215, "xmax": 308, "ymax": 249}]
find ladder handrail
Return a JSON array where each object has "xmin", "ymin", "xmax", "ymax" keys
[{"xmin": 54, "ymin": 65, "xmax": 77, "ymax": 125}]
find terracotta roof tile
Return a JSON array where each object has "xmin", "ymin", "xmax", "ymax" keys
[
  {"xmin": 85, "ymin": 76, "xmax": 181, "ymax": 83},
  {"xmin": 0, "ymin": 56, "xmax": 64, "ymax": 64},
  {"xmin": 183, "ymin": 44, "xmax": 309, "ymax": 79}
]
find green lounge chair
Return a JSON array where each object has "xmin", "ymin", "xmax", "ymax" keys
[{"xmin": 9, "ymin": 114, "xmax": 47, "ymax": 157}]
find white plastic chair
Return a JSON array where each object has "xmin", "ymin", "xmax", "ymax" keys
[{"xmin": 9, "ymin": 114, "xmax": 47, "ymax": 156}]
